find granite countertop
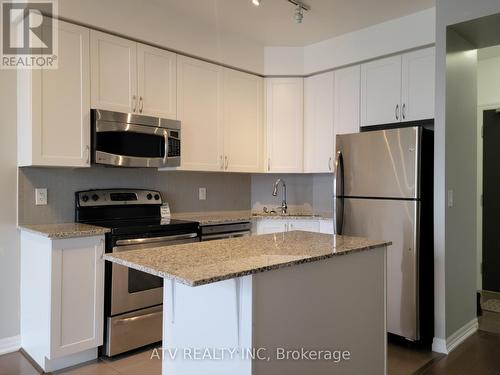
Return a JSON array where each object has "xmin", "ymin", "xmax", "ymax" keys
[
  {"xmin": 104, "ymin": 231, "xmax": 391, "ymax": 287},
  {"xmin": 171, "ymin": 210, "xmax": 253, "ymax": 225},
  {"xmin": 171, "ymin": 210, "xmax": 333, "ymax": 225},
  {"xmin": 18, "ymin": 223, "xmax": 110, "ymax": 239}
]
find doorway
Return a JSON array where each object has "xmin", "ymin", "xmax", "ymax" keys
[{"xmin": 476, "ymin": 44, "xmax": 500, "ymax": 334}]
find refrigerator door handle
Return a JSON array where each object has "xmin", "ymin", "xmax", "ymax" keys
[{"xmin": 333, "ymin": 150, "xmax": 345, "ymax": 235}]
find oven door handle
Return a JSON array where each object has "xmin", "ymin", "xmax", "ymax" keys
[
  {"xmin": 115, "ymin": 233, "xmax": 198, "ymax": 247},
  {"xmin": 202, "ymin": 231, "xmax": 251, "ymax": 241}
]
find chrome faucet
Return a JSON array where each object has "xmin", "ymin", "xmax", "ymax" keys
[{"xmin": 272, "ymin": 178, "xmax": 287, "ymax": 214}]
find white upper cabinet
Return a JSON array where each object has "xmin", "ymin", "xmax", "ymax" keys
[
  {"xmin": 265, "ymin": 78, "xmax": 304, "ymax": 173},
  {"xmin": 361, "ymin": 55, "xmax": 402, "ymax": 127},
  {"xmin": 334, "ymin": 65, "xmax": 361, "ymax": 136},
  {"xmin": 177, "ymin": 56, "xmax": 224, "ymax": 171},
  {"xmin": 91, "ymin": 31, "xmax": 137, "ymax": 113},
  {"xmin": 304, "ymin": 72, "xmax": 334, "ymax": 173},
  {"xmin": 361, "ymin": 47, "xmax": 435, "ymax": 127},
  {"xmin": 137, "ymin": 44, "xmax": 177, "ymax": 119},
  {"xmin": 91, "ymin": 31, "xmax": 177, "ymax": 118},
  {"xmin": 401, "ymin": 47, "xmax": 435, "ymax": 122},
  {"xmin": 223, "ymin": 69, "xmax": 263, "ymax": 172},
  {"xmin": 18, "ymin": 21, "xmax": 91, "ymax": 167}
]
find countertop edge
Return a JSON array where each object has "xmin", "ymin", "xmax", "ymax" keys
[
  {"xmin": 103, "ymin": 238, "xmax": 391, "ymax": 287},
  {"xmin": 18, "ymin": 224, "xmax": 111, "ymax": 239}
]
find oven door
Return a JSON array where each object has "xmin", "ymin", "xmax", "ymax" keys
[
  {"xmin": 94, "ymin": 121, "xmax": 170, "ymax": 168},
  {"xmin": 110, "ymin": 232, "xmax": 198, "ymax": 316}
]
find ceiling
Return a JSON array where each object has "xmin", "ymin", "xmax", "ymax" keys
[{"xmin": 155, "ymin": 0, "xmax": 435, "ymax": 46}]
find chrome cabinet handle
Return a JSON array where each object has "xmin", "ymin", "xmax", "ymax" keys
[
  {"xmin": 85, "ymin": 145, "xmax": 90, "ymax": 165},
  {"xmin": 132, "ymin": 95, "xmax": 137, "ymax": 112},
  {"xmin": 220, "ymin": 155, "xmax": 224, "ymax": 170},
  {"xmin": 224, "ymin": 155, "xmax": 228, "ymax": 170},
  {"xmin": 139, "ymin": 96, "xmax": 144, "ymax": 113},
  {"xmin": 268, "ymin": 158, "xmax": 271, "ymax": 172},
  {"xmin": 395, "ymin": 104, "xmax": 399, "ymax": 121},
  {"xmin": 402, "ymin": 103, "xmax": 406, "ymax": 120},
  {"xmin": 99, "ymin": 239, "xmax": 104, "ymax": 259},
  {"xmin": 328, "ymin": 156, "xmax": 332, "ymax": 171}
]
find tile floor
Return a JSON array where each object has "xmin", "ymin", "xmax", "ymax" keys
[
  {"xmin": 479, "ymin": 290, "xmax": 500, "ymax": 335},
  {"xmin": 0, "ymin": 342, "xmax": 440, "ymax": 375},
  {"xmin": 3, "ymin": 333, "xmax": 500, "ymax": 374}
]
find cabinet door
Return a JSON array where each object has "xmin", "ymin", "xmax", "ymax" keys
[
  {"xmin": 137, "ymin": 44, "xmax": 177, "ymax": 119},
  {"xmin": 91, "ymin": 31, "xmax": 137, "ymax": 113},
  {"xmin": 256, "ymin": 220, "xmax": 288, "ymax": 235},
  {"xmin": 288, "ymin": 220, "xmax": 320, "ymax": 232},
  {"xmin": 50, "ymin": 236, "xmax": 104, "ymax": 359},
  {"xmin": 18, "ymin": 21, "xmax": 90, "ymax": 167},
  {"xmin": 223, "ymin": 68, "xmax": 263, "ymax": 172},
  {"xmin": 319, "ymin": 219, "xmax": 334, "ymax": 234},
  {"xmin": 177, "ymin": 56, "xmax": 224, "ymax": 171},
  {"xmin": 361, "ymin": 56, "xmax": 402, "ymax": 127},
  {"xmin": 401, "ymin": 47, "xmax": 435, "ymax": 121},
  {"xmin": 31, "ymin": 21, "xmax": 91, "ymax": 167},
  {"xmin": 304, "ymin": 72, "xmax": 334, "ymax": 173},
  {"xmin": 334, "ymin": 65, "xmax": 361, "ymax": 142},
  {"xmin": 265, "ymin": 78, "xmax": 304, "ymax": 173}
]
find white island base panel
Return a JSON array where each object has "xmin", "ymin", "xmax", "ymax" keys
[{"xmin": 163, "ymin": 247, "xmax": 387, "ymax": 375}]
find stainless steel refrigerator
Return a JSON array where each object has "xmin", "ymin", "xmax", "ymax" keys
[{"xmin": 334, "ymin": 125, "xmax": 434, "ymax": 342}]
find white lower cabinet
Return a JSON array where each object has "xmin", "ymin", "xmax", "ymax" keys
[
  {"xmin": 255, "ymin": 219, "xmax": 325, "ymax": 235},
  {"xmin": 20, "ymin": 232, "xmax": 105, "ymax": 372},
  {"xmin": 319, "ymin": 219, "xmax": 334, "ymax": 234}
]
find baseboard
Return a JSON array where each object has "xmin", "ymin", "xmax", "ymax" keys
[
  {"xmin": 0, "ymin": 335, "xmax": 21, "ymax": 355},
  {"xmin": 432, "ymin": 318, "xmax": 478, "ymax": 354}
]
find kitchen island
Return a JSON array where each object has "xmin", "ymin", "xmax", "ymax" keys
[{"xmin": 104, "ymin": 231, "xmax": 390, "ymax": 375}]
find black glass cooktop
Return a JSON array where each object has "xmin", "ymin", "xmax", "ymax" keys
[{"xmin": 84, "ymin": 218, "xmax": 199, "ymax": 236}]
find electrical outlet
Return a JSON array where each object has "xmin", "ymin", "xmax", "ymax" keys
[
  {"xmin": 199, "ymin": 187, "xmax": 207, "ymax": 201},
  {"xmin": 35, "ymin": 188, "xmax": 48, "ymax": 206},
  {"xmin": 447, "ymin": 189, "xmax": 454, "ymax": 208}
]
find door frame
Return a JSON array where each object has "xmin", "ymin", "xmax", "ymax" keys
[{"xmin": 477, "ymin": 102, "xmax": 500, "ymax": 292}]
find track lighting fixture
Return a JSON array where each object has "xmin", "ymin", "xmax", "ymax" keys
[{"xmin": 251, "ymin": 0, "xmax": 310, "ymax": 23}]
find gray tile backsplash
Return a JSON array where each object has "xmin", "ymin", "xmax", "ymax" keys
[
  {"xmin": 250, "ymin": 173, "xmax": 333, "ymax": 214},
  {"xmin": 18, "ymin": 166, "xmax": 251, "ymax": 224},
  {"xmin": 18, "ymin": 167, "xmax": 333, "ymax": 225}
]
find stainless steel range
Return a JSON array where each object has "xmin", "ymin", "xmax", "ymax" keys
[{"xmin": 75, "ymin": 189, "xmax": 200, "ymax": 356}]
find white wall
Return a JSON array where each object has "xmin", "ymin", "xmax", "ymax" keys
[
  {"xmin": 58, "ymin": 0, "xmax": 265, "ymax": 74},
  {"xmin": 0, "ymin": 70, "xmax": 20, "ymax": 342},
  {"xmin": 263, "ymin": 8, "xmax": 436, "ymax": 76},
  {"xmin": 304, "ymin": 8, "xmax": 436, "ymax": 75},
  {"xmin": 264, "ymin": 47, "xmax": 304, "ymax": 76},
  {"xmin": 435, "ymin": 0, "xmax": 500, "ymax": 351}
]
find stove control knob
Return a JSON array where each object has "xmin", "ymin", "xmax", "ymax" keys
[
  {"xmin": 91, "ymin": 194, "xmax": 99, "ymax": 202},
  {"xmin": 81, "ymin": 195, "xmax": 89, "ymax": 203},
  {"xmin": 154, "ymin": 194, "xmax": 160, "ymax": 201},
  {"xmin": 147, "ymin": 193, "xmax": 153, "ymax": 200}
]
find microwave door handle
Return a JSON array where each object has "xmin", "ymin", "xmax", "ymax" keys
[{"xmin": 164, "ymin": 131, "xmax": 169, "ymax": 164}]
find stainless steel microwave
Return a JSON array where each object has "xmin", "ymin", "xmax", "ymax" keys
[{"xmin": 92, "ymin": 109, "xmax": 181, "ymax": 168}]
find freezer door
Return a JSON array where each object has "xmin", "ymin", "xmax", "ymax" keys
[
  {"xmin": 343, "ymin": 198, "xmax": 420, "ymax": 341},
  {"xmin": 336, "ymin": 127, "xmax": 420, "ymax": 199}
]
